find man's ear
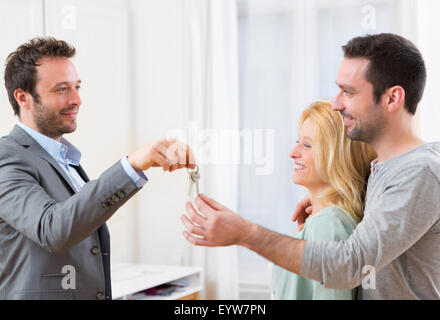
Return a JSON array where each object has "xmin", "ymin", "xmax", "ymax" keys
[
  {"xmin": 14, "ymin": 89, "xmax": 33, "ymax": 112},
  {"xmin": 384, "ymin": 86, "xmax": 405, "ymax": 113}
]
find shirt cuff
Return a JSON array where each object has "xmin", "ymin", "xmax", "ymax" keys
[{"xmin": 120, "ymin": 156, "xmax": 148, "ymax": 188}]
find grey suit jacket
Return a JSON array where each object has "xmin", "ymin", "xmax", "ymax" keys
[{"xmin": 0, "ymin": 125, "xmax": 140, "ymax": 299}]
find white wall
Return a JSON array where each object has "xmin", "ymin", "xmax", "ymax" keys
[
  {"xmin": 0, "ymin": 0, "xmax": 43, "ymax": 135},
  {"xmin": 130, "ymin": 0, "xmax": 192, "ymax": 265},
  {"xmin": 417, "ymin": 0, "xmax": 440, "ymax": 142}
]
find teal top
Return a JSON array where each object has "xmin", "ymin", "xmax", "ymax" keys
[{"xmin": 272, "ymin": 205, "xmax": 358, "ymax": 300}]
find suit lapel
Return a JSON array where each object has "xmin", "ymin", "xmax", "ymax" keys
[{"xmin": 7, "ymin": 125, "xmax": 78, "ymax": 193}]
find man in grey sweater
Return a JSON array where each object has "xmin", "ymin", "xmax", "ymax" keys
[{"xmin": 181, "ymin": 33, "xmax": 440, "ymax": 299}]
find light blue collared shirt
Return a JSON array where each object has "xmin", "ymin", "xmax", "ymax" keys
[{"xmin": 17, "ymin": 122, "xmax": 148, "ymax": 191}]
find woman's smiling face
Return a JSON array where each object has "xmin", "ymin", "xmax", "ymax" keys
[{"xmin": 290, "ymin": 118, "xmax": 329, "ymax": 192}]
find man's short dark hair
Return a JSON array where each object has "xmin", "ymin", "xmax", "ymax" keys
[
  {"xmin": 4, "ymin": 37, "xmax": 76, "ymax": 116},
  {"xmin": 343, "ymin": 33, "xmax": 426, "ymax": 115}
]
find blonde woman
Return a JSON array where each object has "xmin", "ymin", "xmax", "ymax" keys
[{"xmin": 271, "ymin": 101, "xmax": 377, "ymax": 300}]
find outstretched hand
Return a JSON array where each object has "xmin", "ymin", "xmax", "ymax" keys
[
  {"xmin": 127, "ymin": 137, "xmax": 196, "ymax": 173},
  {"xmin": 181, "ymin": 194, "xmax": 256, "ymax": 247}
]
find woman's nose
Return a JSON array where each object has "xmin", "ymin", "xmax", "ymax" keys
[{"xmin": 290, "ymin": 145, "xmax": 301, "ymax": 159}]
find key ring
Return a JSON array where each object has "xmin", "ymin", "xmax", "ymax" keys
[{"xmin": 187, "ymin": 164, "xmax": 199, "ymax": 174}]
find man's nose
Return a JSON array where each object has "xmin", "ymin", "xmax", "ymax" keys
[
  {"xmin": 332, "ymin": 91, "xmax": 344, "ymax": 111},
  {"xmin": 69, "ymin": 89, "xmax": 82, "ymax": 107}
]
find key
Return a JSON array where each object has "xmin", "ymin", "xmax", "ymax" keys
[
  {"xmin": 188, "ymin": 165, "xmax": 200, "ymax": 198},
  {"xmin": 192, "ymin": 171, "xmax": 200, "ymax": 196}
]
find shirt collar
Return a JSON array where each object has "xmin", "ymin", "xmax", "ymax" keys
[
  {"xmin": 17, "ymin": 122, "xmax": 81, "ymax": 166},
  {"xmin": 370, "ymin": 158, "xmax": 379, "ymax": 175}
]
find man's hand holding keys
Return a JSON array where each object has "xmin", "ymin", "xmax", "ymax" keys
[{"xmin": 127, "ymin": 137, "xmax": 196, "ymax": 172}]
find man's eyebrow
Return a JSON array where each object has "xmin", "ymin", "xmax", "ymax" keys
[
  {"xmin": 50, "ymin": 80, "xmax": 82, "ymax": 89},
  {"xmin": 335, "ymin": 81, "xmax": 356, "ymax": 92}
]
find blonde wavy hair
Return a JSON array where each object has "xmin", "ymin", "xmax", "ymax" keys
[{"xmin": 300, "ymin": 101, "xmax": 377, "ymax": 222}]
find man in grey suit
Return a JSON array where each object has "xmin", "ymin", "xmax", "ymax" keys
[{"xmin": 0, "ymin": 37, "xmax": 195, "ymax": 300}]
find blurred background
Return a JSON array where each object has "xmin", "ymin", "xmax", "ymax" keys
[{"xmin": 0, "ymin": 0, "xmax": 439, "ymax": 299}]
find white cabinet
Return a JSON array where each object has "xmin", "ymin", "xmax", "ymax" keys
[{"xmin": 111, "ymin": 263, "xmax": 203, "ymax": 300}]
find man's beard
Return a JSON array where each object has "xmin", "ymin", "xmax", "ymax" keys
[
  {"xmin": 342, "ymin": 106, "xmax": 387, "ymax": 143},
  {"xmin": 33, "ymin": 102, "xmax": 78, "ymax": 139}
]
